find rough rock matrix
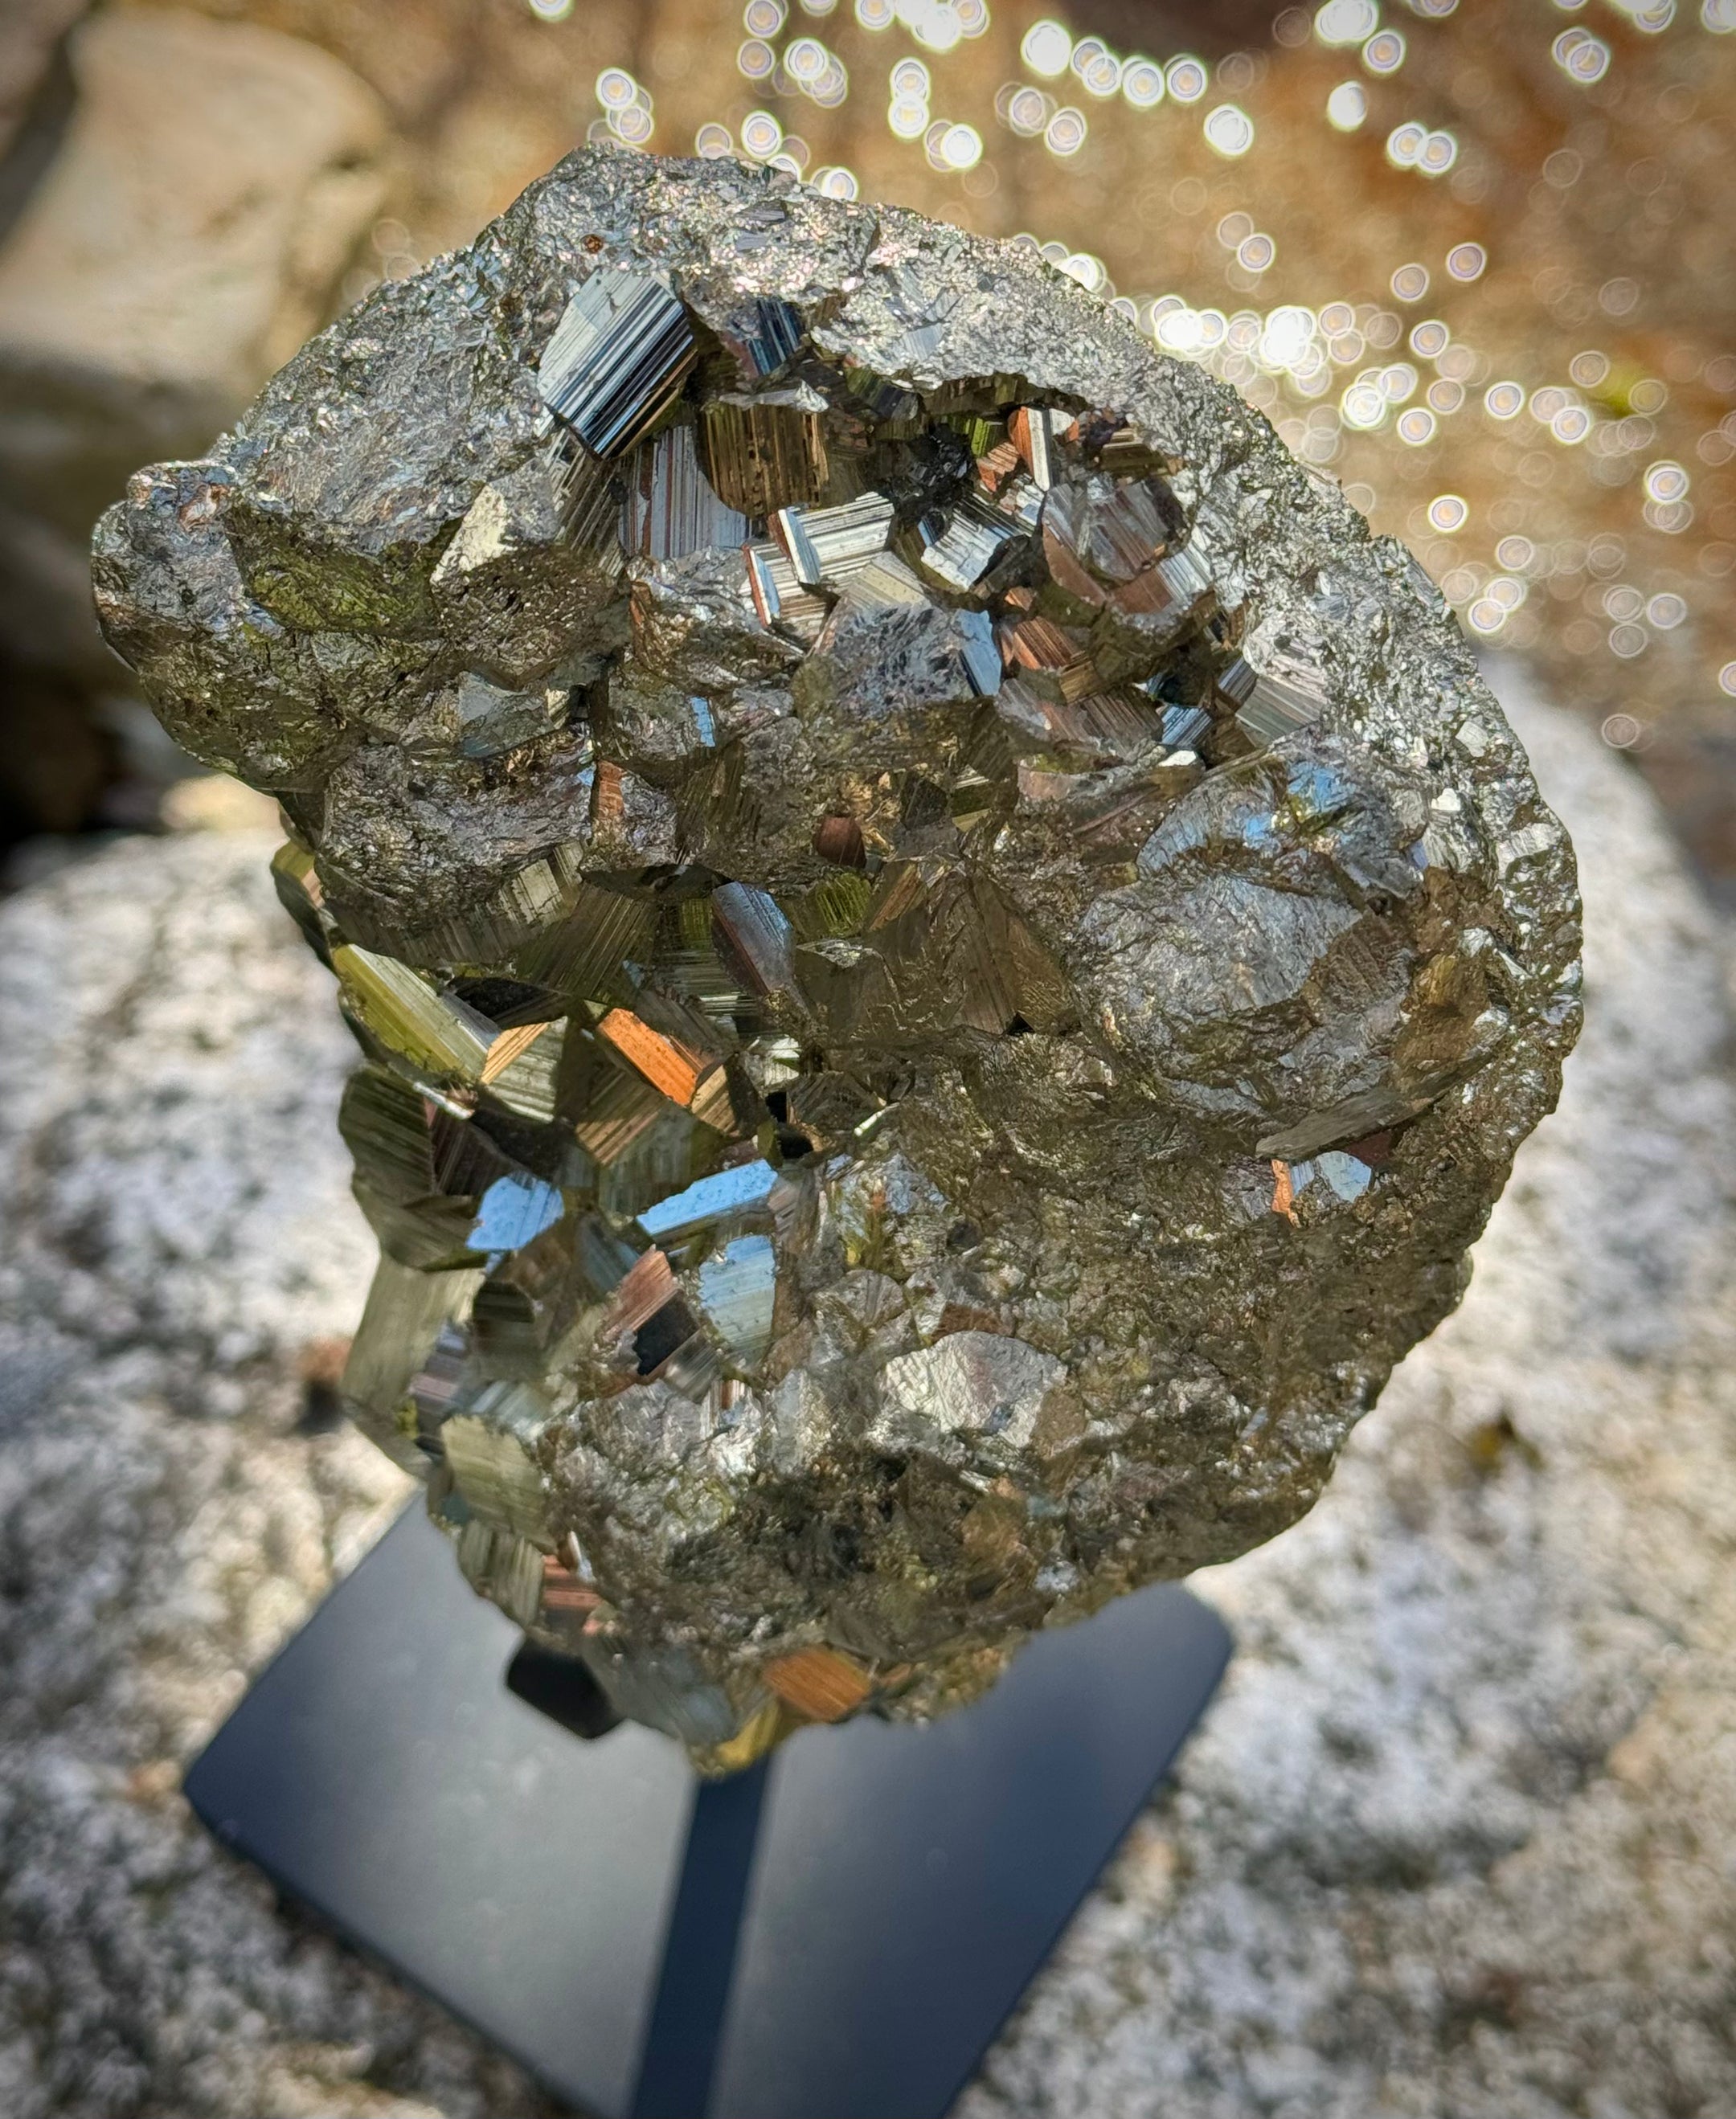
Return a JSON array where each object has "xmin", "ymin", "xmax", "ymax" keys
[{"xmin": 92, "ymin": 148, "xmax": 1580, "ymax": 1765}]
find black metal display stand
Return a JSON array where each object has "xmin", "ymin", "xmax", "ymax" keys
[{"xmin": 185, "ymin": 1507, "xmax": 1230, "ymax": 2119}]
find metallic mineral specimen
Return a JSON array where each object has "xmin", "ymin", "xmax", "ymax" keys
[{"xmin": 93, "ymin": 149, "xmax": 1580, "ymax": 1772}]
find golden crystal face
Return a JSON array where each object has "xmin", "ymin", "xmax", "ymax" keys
[
  {"xmin": 701, "ymin": 389, "xmax": 830, "ymax": 516},
  {"xmin": 92, "ymin": 150, "xmax": 1581, "ymax": 1767}
]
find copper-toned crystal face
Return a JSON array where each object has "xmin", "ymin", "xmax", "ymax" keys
[{"xmin": 93, "ymin": 149, "xmax": 1579, "ymax": 1770}]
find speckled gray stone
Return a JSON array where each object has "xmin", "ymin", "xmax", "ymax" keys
[
  {"xmin": 0, "ymin": 825, "xmax": 548, "ymax": 2119},
  {"xmin": 960, "ymin": 669, "xmax": 1736, "ymax": 2119},
  {"xmin": 0, "ymin": 675, "xmax": 1726, "ymax": 2115}
]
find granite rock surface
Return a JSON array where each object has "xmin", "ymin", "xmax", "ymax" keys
[
  {"xmin": 0, "ymin": 677, "xmax": 1726, "ymax": 2114},
  {"xmin": 965, "ymin": 669, "xmax": 1736, "ymax": 2119}
]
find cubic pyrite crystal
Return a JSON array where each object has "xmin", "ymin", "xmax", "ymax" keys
[{"xmin": 93, "ymin": 149, "xmax": 1580, "ymax": 1770}]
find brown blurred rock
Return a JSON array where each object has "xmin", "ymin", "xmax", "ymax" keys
[
  {"xmin": 0, "ymin": 7, "xmax": 390, "ymax": 538},
  {"xmin": 137, "ymin": 0, "xmax": 497, "ymax": 133},
  {"xmin": 0, "ymin": 6, "xmax": 391, "ymax": 852},
  {"xmin": 1067, "ymin": 0, "xmax": 1288, "ymax": 55},
  {"xmin": 0, "ymin": 654, "xmax": 113, "ymax": 845},
  {"xmin": 0, "ymin": 0, "xmax": 88, "ymax": 168},
  {"xmin": 0, "ymin": 501, "xmax": 112, "ymax": 685}
]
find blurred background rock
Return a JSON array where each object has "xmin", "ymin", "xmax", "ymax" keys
[{"xmin": 0, "ymin": 0, "xmax": 1732, "ymax": 897}]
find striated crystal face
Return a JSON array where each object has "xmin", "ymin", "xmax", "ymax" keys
[{"xmin": 93, "ymin": 149, "xmax": 1580, "ymax": 1771}]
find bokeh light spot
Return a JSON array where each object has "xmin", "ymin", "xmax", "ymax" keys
[
  {"xmin": 1326, "ymin": 81, "xmax": 1367, "ymax": 129},
  {"xmin": 1022, "ymin": 19, "xmax": 1073, "ymax": 76},
  {"xmin": 1167, "ymin": 56, "xmax": 1209, "ymax": 104},
  {"xmin": 1205, "ymin": 104, "xmax": 1255, "ymax": 157}
]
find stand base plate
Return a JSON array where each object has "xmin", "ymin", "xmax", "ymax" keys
[{"xmin": 185, "ymin": 1507, "xmax": 1229, "ymax": 2119}]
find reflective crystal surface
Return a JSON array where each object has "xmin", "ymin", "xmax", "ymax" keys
[{"xmin": 94, "ymin": 149, "xmax": 1581, "ymax": 1772}]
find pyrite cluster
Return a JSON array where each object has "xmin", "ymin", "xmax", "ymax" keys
[{"xmin": 94, "ymin": 149, "xmax": 1579, "ymax": 1769}]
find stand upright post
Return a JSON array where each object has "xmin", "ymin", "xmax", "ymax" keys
[{"xmin": 186, "ymin": 1507, "xmax": 1230, "ymax": 2119}]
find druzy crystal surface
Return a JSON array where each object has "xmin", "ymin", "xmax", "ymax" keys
[{"xmin": 93, "ymin": 149, "xmax": 1580, "ymax": 1769}]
